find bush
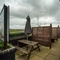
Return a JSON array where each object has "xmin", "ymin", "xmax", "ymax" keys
[
  {"xmin": 9, "ymin": 32, "xmax": 26, "ymax": 37},
  {"xmin": 0, "ymin": 40, "xmax": 4, "ymax": 50},
  {"xmin": 0, "ymin": 40, "xmax": 12, "ymax": 50}
]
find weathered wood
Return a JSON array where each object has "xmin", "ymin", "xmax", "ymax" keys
[
  {"xmin": 32, "ymin": 24, "xmax": 52, "ymax": 49},
  {"xmin": 52, "ymin": 27, "xmax": 58, "ymax": 41},
  {"xmin": 16, "ymin": 40, "xmax": 40, "ymax": 60},
  {"xmin": 18, "ymin": 40, "xmax": 39, "ymax": 46},
  {"xmin": 15, "ymin": 46, "xmax": 29, "ymax": 54}
]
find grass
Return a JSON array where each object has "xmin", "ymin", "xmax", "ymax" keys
[
  {"xmin": 0, "ymin": 40, "xmax": 4, "ymax": 50},
  {"xmin": 0, "ymin": 40, "xmax": 12, "ymax": 50},
  {"xmin": 9, "ymin": 29, "xmax": 24, "ymax": 34},
  {"xmin": 9, "ymin": 29, "xmax": 32, "ymax": 39}
]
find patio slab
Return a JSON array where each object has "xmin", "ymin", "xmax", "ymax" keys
[
  {"xmin": 36, "ymin": 46, "xmax": 50, "ymax": 58},
  {"xmin": 44, "ymin": 54, "xmax": 59, "ymax": 60},
  {"xmin": 29, "ymin": 55, "xmax": 44, "ymax": 60}
]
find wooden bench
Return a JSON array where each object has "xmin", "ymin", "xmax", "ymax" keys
[{"xmin": 15, "ymin": 46, "xmax": 30, "ymax": 54}]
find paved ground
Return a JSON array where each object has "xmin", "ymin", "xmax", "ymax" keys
[{"xmin": 15, "ymin": 38, "xmax": 60, "ymax": 60}]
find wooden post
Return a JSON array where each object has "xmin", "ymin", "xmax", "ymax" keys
[{"xmin": 4, "ymin": 4, "xmax": 7, "ymax": 49}]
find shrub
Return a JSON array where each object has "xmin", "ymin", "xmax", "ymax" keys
[{"xmin": 0, "ymin": 40, "xmax": 12, "ymax": 50}]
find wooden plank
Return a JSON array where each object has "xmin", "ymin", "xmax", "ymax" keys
[
  {"xmin": 15, "ymin": 46, "xmax": 30, "ymax": 54},
  {"xmin": 18, "ymin": 40, "xmax": 38, "ymax": 46}
]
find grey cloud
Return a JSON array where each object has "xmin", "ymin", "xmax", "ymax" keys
[
  {"xmin": 9, "ymin": 0, "xmax": 60, "ymax": 28},
  {"xmin": 0, "ymin": 0, "xmax": 5, "ymax": 11},
  {"xmin": 10, "ymin": 19, "xmax": 26, "ymax": 27},
  {"xmin": 1, "ymin": 0, "xmax": 60, "ymax": 29},
  {"xmin": 1, "ymin": 0, "xmax": 60, "ymax": 19},
  {"xmin": 11, "ymin": 9, "xmax": 30, "ymax": 19},
  {"xmin": 19, "ymin": 0, "xmax": 60, "ymax": 18}
]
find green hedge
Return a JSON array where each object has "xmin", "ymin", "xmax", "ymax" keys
[
  {"xmin": 9, "ymin": 32, "xmax": 26, "ymax": 37},
  {"xmin": 0, "ymin": 40, "xmax": 4, "ymax": 50},
  {"xmin": 0, "ymin": 40, "xmax": 12, "ymax": 50}
]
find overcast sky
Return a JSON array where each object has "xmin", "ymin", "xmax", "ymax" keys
[{"xmin": 0, "ymin": 0, "xmax": 60, "ymax": 29}]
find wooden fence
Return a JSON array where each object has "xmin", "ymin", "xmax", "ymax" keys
[{"xmin": 32, "ymin": 24, "xmax": 52, "ymax": 49}]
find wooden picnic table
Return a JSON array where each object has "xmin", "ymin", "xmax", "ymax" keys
[{"xmin": 16, "ymin": 40, "xmax": 40, "ymax": 60}]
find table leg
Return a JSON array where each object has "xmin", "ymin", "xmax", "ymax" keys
[
  {"xmin": 37, "ymin": 44, "xmax": 40, "ymax": 51},
  {"xmin": 17, "ymin": 42, "xmax": 19, "ymax": 46},
  {"xmin": 27, "ymin": 46, "xmax": 33, "ymax": 60}
]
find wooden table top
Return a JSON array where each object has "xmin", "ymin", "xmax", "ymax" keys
[{"xmin": 18, "ymin": 40, "xmax": 39, "ymax": 46}]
